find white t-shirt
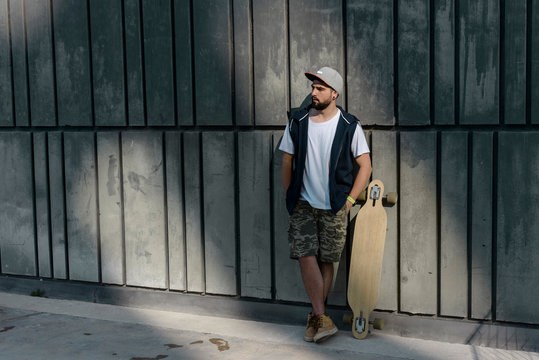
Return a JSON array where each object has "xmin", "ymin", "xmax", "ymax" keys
[{"xmin": 279, "ymin": 109, "xmax": 370, "ymax": 210}]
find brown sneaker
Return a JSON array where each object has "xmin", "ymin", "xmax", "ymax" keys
[
  {"xmin": 304, "ymin": 313, "xmax": 318, "ymax": 342},
  {"xmin": 313, "ymin": 314, "xmax": 338, "ymax": 343}
]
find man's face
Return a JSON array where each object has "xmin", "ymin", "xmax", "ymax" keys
[{"xmin": 311, "ymin": 80, "xmax": 336, "ymax": 110}]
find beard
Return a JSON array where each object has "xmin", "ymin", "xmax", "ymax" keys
[{"xmin": 312, "ymin": 97, "xmax": 331, "ymax": 110}]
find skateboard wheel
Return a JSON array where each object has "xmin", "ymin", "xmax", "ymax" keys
[
  {"xmin": 385, "ymin": 192, "xmax": 398, "ymax": 204},
  {"xmin": 372, "ymin": 318, "xmax": 384, "ymax": 330},
  {"xmin": 357, "ymin": 190, "xmax": 367, "ymax": 202},
  {"xmin": 343, "ymin": 313, "xmax": 353, "ymax": 325}
]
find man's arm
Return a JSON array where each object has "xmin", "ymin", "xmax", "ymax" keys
[
  {"xmin": 346, "ymin": 153, "xmax": 372, "ymax": 211},
  {"xmin": 281, "ymin": 152, "xmax": 294, "ymax": 191}
]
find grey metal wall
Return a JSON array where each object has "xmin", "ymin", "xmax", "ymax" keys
[{"xmin": 0, "ymin": 0, "xmax": 538, "ymax": 326}]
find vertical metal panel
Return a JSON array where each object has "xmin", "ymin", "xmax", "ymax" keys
[
  {"xmin": 122, "ymin": 132, "xmax": 167, "ymax": 288},
  {"xmin": 193, "ymin": 0, "xmax": 233, "ymax": 125},
  {"xmin": 34, "ymin": 132, "xmax": 51, "ymax": 278},
  {"xmin": 459, "ymin": 0, "xmax": 500, "ymax": 125},
  {"xmin": 434, "ymin": 0, "xmax": 455, "ymax": 125},
  {"xmin": 26, "ymin": 0, "xmax": 56, "ymax": 127},
  {"xmin": 372, "ymin": 131, "xmax": 398, "ymax": 311},
  {"xmin": 9, "ymin": 0, "xmax": 29, "ymax": 127},
  {"xmin": 440, "ymin": 132, "xmax": 468, "ymax": 317},
  {"xmin": 400, "ymin": 131, "xmax": 437, "ymax": 314},
  {"xmin": 90, "ymin": 0, "xmax": 126, "ymax": 127},
  {"xmin": 504, "ymin": 0, "xmax": 527, "ymax": 125},
  {"xmin": 347, "ymin": 0, "xmax": 394, "ymax": 126},
  {"xmin": 183, "ymin": 132, "xmax": 204, "ymax": 293},
  {"xmin": 174, "ymin": 0, "xmax": 194, "ymax": 126},
  {"xmin": 0, "ymin": 0, "xmax": 12, "ymax": 127},
  {"xmin": 142, "ymin": 0, "xmax": 174, "ymax": 126},
  {"xmin": 252, "ymin": 0, "xmax": 288, "ymax": 126},
  {"xmin": 238, "ymin": 132, "xmax": 272, "ymax": 299},
  {"xmin": 497, "ymin": 132, "xmax": 539, "ymax": 324},
  {"xmin": 124, "ymin": 0, "xmax": 145, "ymax": 126},
  {"xmin": 398, "ymin": 0, "xmax": 430, "ymax": 125},
  {"xmin": 533, "ymin": 0, "xmax": 539, "ymax": 124},
  {"xmin": 97, "ymin": 132, "xmax": 124, "ymax": 285},
  {"xmin": 233, "ymin": 0, "xmax": 253, "ymax": 126},
  {"xmin": 272, "ymin": 131, "xmax": 309, "ymax": 302},
  {"xmin": 202, "ymin": 132, "xmax": 236, "ymax": 295},
  {"xmin": 289, "ymin": 0, "xmax": 344, "ymax": 109},
  {"xmin": 48, "ymin": 132, "xmax": 67, "ymax": 279},
  {"xmin": 0, "ymin": 132, "xmax": 35, "ymax": 275},
  {"xmin": 53, "ymin": 0, "xmax": 92, "ymax": 126},
  {"xmin": 64, "ymin": 132, "xmax": 99, "ymax": 282},
  {"xmin": 165, "ymin": 132, "xmax": 186, "ymax": 291},
  {"xmin": 470, "ymin": 132, "xmax": 493, "ymax": 320}
]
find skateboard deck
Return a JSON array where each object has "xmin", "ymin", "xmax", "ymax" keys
[{"xmin": 347, "ymin": 179, "xmax": 392, "ymax": 339}]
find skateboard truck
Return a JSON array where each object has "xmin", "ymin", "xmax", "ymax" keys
[
  {"xmin": 370, "ymin": 185, "xmax": 380, "ymax": 202},
  {"xmin": 355, "ymin": 314, "xmax": 366, "ymax": 333},
  {"xmin": 356, "ymin": 185, "xmax": 398, "ymax": 206}
]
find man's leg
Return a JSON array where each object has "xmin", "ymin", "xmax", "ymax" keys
[
  {"xmin": 320, "ymin": 261, "xmax": 334, "ymax": 303},
  {"xmin": 298, "ymin": 255, "xmax": 325, "ymax": 315}
]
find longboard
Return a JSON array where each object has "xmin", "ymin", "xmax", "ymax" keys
[{"xmin": 346, "ymin": 179, "xmax": 396, "ymax": 339}]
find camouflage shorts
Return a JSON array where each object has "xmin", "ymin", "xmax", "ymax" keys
[{"xmin": 288, "ymin": 200, "xmax": 348, "ymax": 263}]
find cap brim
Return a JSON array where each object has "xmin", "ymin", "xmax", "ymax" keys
[{"xmin": 305, "ymin": 72, "xmax": 333, "ymax": 90}]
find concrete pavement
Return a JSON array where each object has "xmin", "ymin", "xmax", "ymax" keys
[{"xmin": 0, "ymin": 292, "xmax": 538, "ymax": 360}]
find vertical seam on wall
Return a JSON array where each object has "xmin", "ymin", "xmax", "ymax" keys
[
  {"xmin": 466, "ymin": 131, "xmax": 473, "ymax": 319},
  {"xmin": 393, "ymin": 0, "xmax": 399, "ymax": 126},
  {"xmin": 49, "ymin": 0, "xmax": 59, "ymax": 127},
  {"xmin": 61, "ymin": 132, "xmax": 69, "ymax": 279},
  {"xmin": 269, "ymin": 132, "xmax": 276, "ymax": 300},
  {"xmin": 526, "ymin": 0, "xmax": 532, "ymax": 125},
  {"xmin": 94, "ymin": 132, "xmax": 102, "ymax": 283},
  {"xmin": 454, "ymin": 0, "xmax": 460, "ymax": 125},
  {"xmin": 45, "ymin": 133, "xmax": 53, "ymax": 277},
  {"xmin": 180, "ymin": 133, "xmax": 187, "ymax": 291},
  {"xmin": 285, "ymin": 0, "xmax": 291, "ymax": 113},
  {"xmin": 120, "ymin": 0, "xmax": 129, "ymax": 126},
  {"xmin": 118, "ymin": 132, "xmax": 127, "ymax": 285},
  {"xmin": 23, "ymin": 0, "xmax": 31, "ymax": 126},
  {"xmin": 491, "ymin": 131, "xmax": 499, "ymax": 322},
  {"xmin": 234, "ymin": 131, "xmax": 241, "ymax": 296},
  {"xmin": 342, "ymin": 0, "xmax": 348, "ymax": 110},
  {"xmin": 230, "ymin": 0, "xmax": 236, "ymax": 127},
  {"xmin": 162, "ymin": 132, "xmax": 170, "ymax": 290},
  {"xmin": 7, "ymin": 0, "xmax": 15, "ymax": 126},
  {"xmin": 396, "ymin": 130, "xmax": 401, "ymax": 313},
  {"xmin": 500, "ymin": 0, "xmax": 506, "ymax": 125},
  {"xmin": 139, "ymin": 0, "xmax": 147, "ymax": 126},
  {"xmin": 231, "ymin": 0, "xmax": 241, "ymax": 295},
  {"xmin": 430, "ymin": 0, "xmax": 435, "ymax": 126},
  {"xmin": 249, "ymin": 0, "xmax": 255, "ymax": 125},
  {"xmin": 436, "ymin": 131, "xmax": 442, "ymax": 316},
  {"xmin": 31, "ymin": 133, "xmax": 39, "ymax": 276},
  {"xmin": 170, "ymin": 0, "xmax": 178, "ymax": 127},
  {"xmin": 199, "ymin": 132, "xmax": 206, "ymax": 294},
  {"xmin": 189, "ymin": 0, "xmax": 196, "ymax": 126},
  {"xmin": 87, "ymin": 0, "xmax": 95, "ymax": 127}
]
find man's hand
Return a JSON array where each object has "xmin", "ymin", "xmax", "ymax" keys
[
  {"xmin": 345, "ymin": 199, "xmax": 354, "ymax": 213},
  {"xmin": 347, "ymin": 153, "xmax": 372, "ymax": 207}
]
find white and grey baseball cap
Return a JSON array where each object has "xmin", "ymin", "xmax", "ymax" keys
[{"xmin": 305, "ymin": 67, "xmax": 343, "ymax": 95}]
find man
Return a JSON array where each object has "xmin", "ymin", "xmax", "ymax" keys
[{"xmin": 279, "ymin": 67, "xmax": 372, "ymax": 343}]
